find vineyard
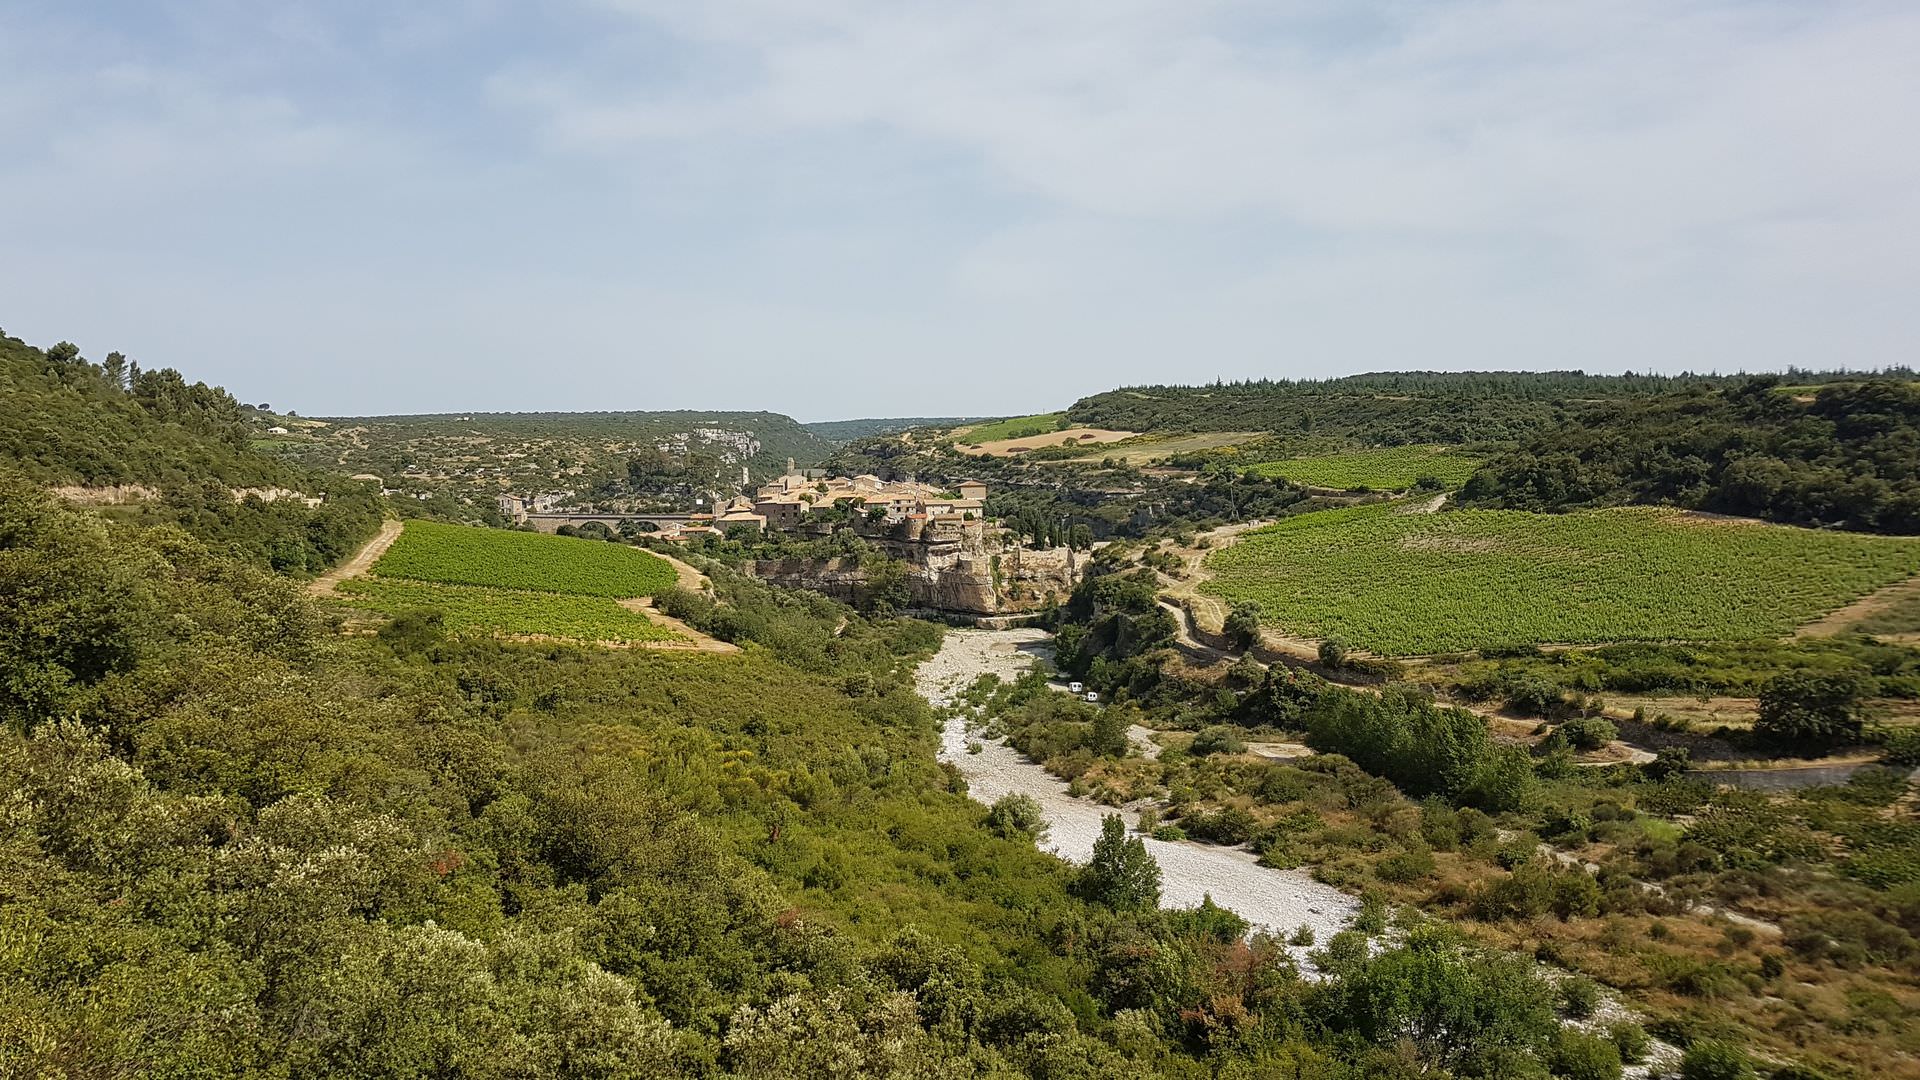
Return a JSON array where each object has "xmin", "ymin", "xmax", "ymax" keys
[
  {"xmin": 1203, "ymin": 503, "xmax": 1920, "ymax": 655},
  {"xmin": 339, "ymin": 577, "xmax": 679, "ymax": 643},
  {"xmin": 372, "ymin": 521, "xmax": 677, "ymax": 597},
  {"xmin": 955, "ymin": 412, "xmax": 1065, "ymax": 443},
  {"xmin": 1248, "ymin": 445, "xmax": 1482, "ymax": 490}
]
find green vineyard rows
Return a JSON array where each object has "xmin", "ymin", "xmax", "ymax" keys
[
  {"xmin": 340, "ymin": 577, "xmax": 679, "ymax": 643},
  {"xmin": 1247, "ymin": 445, "xmax": 1482, "ymax": 490},
  {"xmin": 1203, "ymin": 502, "xmax": 1920, "ymax": 655},
  {"xmin": 373, "ymin": 520, "xmax": 677, "ymax": 597}
]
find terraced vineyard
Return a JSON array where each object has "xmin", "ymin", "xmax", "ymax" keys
[
  {"xmin": 1248, "ymin": 445, "xmax": 1482, "ymax": 490},
  {"xmin": 340, "ymin": 577, "xmax": 678, "ymax": 643},
  {"xmin": 1204, "ymin": 503, "xmax": 1920, "ymax": 655},
  {"xmin": 373, "ymin": 520, "xmax": 677, "ymax": 597},
  {"xmin": 346, "ymin": 521, "xmax": 683, "ymax": 644}
]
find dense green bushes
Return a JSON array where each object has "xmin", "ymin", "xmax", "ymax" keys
[
  {"xmin": 1460, "ymin": 377, "xmax": 1920, "ymax": 535},
  {"xmin": 1305, "ymin": 687, "xmax": 1537, "ymax": 810},
  {"xmin": 0, "ymin": 330, "xmax": 292, "ymax": 488}
]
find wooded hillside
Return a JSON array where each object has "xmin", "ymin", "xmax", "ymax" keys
[
  {"xmin": 1460, "ymin": 377, "xmax": 1920, "ymax": 534},
  {"xmin": 0, "ymin": 329, "xmax": 293, "ymax": 488}
]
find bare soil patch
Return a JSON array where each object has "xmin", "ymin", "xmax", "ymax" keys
[
  {"xmin": 1794, "ymin": 570, "xmax": 1920, "ymax": 639},
  {"xmin": 1037, "ymin": 431, "xmax": 1266, "ymax": 466}
]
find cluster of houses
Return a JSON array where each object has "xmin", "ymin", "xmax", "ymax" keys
[
  {"xmin": 496, "ymin": 460, "xmax": 989, "ymax": 540},
  {"xmin": 712, "ymin": 460, "xmax": 986, "ymax": 533}
]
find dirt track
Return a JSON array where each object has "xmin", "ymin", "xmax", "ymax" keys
[
  {"xmin": 615, "ymin": 597, "xmax": 740, "ymax": 653},
  {"xmin": 309, "ymin": 519, "xmax": 403, "ymax": 597}
]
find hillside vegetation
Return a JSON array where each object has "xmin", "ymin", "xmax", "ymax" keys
[
  {"xmin": 1249, "ymin": 445, "xmax": 1483, "ymax": 491},
  {"xmin": 0, "ymin": 329, "xmax": 291, "ymax": 488},
  {"xmin": 802, "ymin": 416, "xmax": 986, "ymax": 441},
  {"xmin": 0, "ymin": 329, "xmax": 382, "ymax": 573},
  {"xmin": 1460, "ymin": 377, "xmax": 1920, "ymax": 534},
  {"xmin": 1066, "ymin": 372, "xmax": 1722, "ymax": 444},
  {"xmin": 3, "ymin": 478, "xmax": 1635, "ymax": 1079},
  {"xmin": 1203, "ymin": 502, "xmax": 1920, "ymax": 655},
  {"xmin": 956, "ymin": 412, "xmax": 1068, "ymax": 443}
]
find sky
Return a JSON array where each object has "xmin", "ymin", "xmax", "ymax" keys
[{"xmin": 2, "ymin": 1, "xmax": 1916, "ymax": 420}]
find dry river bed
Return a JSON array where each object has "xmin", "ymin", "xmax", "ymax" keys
[
  {"xmin": 917, "ymin": 629, "xmax": 1678, "ymax": 1073},
  {"xmin": 919, "ymin": 629, "xmax": 1358, "ymax": 960}
]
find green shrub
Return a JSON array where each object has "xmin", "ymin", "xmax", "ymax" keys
[
  {"xmin": 1756, "ymin": 671, "xmax": 1869, "ymax": 749},
  {"xmin": 1608, "ymin": 1022, "xmax": 1650, "ymax": 1064},
  {"xmin": 1558, "ymin": 975, "xmax": 1600, "ymax": 1019},
  {"xmin": 1550, "ymin": 1029, "xmax": 1623, "ymax": 1080},
  {"xmin": 1561, "ymin": 716, "xmax": 1619, "ymax": 751},
  {"xmin": 1680, "ymin": 1039, "xmax": 1755, "ymax": 1080},
  {"xmin": 985, "ymin": 793, "xmax": 1049, "ymax": 844},
  {"xmin": 1190, "ymin": 725, "xmax": 1246, "ymax": 756},
  {"xmin": 1375, "ymin": 848, "xmax": 1437, "ymax": 884}
]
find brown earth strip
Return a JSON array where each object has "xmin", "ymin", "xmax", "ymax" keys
[
  {"xmin": 615, "ymin": 597, "xmax": 740, "ymax": 654},
  {"xmin": 1794, "ymin": 571, "xmax": 1920, "ymax": 639},
  {"xmin": 309, "ymin": 518, "xmax": 404, "ymax": 597}
]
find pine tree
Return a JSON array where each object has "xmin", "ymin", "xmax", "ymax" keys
[{"xmin": 1084, "ymin": 814, "xmax": 1160, "ymax": 910}]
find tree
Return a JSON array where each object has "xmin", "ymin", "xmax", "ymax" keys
[
  {"xmin": 1756, "ymin": 671, "xmax": 1869, "ymax": 749},
  {"xmin": 860, "ymin": 554, "xmax": 912, "ymax": 617},
  {"xmin": 1084, "ymin": 814, "xmax": 1160, "ymax": 910},
  {"xmin": 1067, "ymin": 523, "xmax": 1094, "ymax": 551},
  {"xmin": 1318, "ymin": 637, "xmax": 1349, "ymax": 669},
  {"xmin": 1224, "ymin": 602, "xmax": 1263, "ymax": 651},
  {"xmin": 1090, "ymin": 707, "xmax": 1131, "ymax": 758},
  {"xmin": 1327, "ymin": 926, "xmax": 1557, "ymax": 1076}
]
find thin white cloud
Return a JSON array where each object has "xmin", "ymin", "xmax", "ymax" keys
[{"xmin": 0, "ymin": 1, "xmax": 1914, "ymax": 418}]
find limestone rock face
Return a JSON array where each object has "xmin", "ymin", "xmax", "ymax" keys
[{"xmin": 744, "ymin": 524, "xmax": 1076, "ymax": 616}]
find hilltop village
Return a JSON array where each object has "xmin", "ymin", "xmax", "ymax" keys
[
  {"xmin": 497, "ymin": 458, "xmax": 989, "ymax": 541},
  {"xmin": 489, "ymin": 460, "xmax": 1063, "ymax": 616}
]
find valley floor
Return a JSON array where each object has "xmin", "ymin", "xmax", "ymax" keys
[{"xmin": 919, "ymin": 628, "xmax": 1358, "ymax": 958}]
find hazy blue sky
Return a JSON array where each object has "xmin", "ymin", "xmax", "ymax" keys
[{"xmin": 2, "ymin": 1, "xmax": 1915, "ymax": 419}]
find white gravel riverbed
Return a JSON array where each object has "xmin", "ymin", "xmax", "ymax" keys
[{"xmin": 921, "ymin": 629, "xmax": 1357, "ymax": 955}]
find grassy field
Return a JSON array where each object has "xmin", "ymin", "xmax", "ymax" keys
[
  {"xmin": 1203, "ymin": 502, "xmax": 1920, "ymax": 655},
  {"xmin": 954, "ymin": 412, "xmax": 1065, "ymax": 443},
  {"xmin": 373, "ymin": 521, "xmax": 677, "ymax": 597},
  {"xmin": 1248, "ymin": 445, "xmax": 1483, "ymax": 490},
  {"xmin": 339, "ymin": 577, "xmax": 679, "ymax": 643}
]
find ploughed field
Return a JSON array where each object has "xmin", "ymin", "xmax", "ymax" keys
[
  {"xmin": 1247, "ymin": 445, "xmax": 1482, "ymax": 490},
  {"xmin": 1203, "ymin": 502, "xmax": 1920, "ymax": 655},
  {"xmin": 342, "ymin": 521, "xmax": 680, "ymax": 643}
]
